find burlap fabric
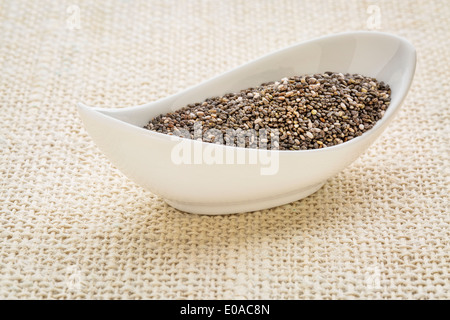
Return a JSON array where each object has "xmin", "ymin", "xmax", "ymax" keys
[{"xmin": 0, "ymin": 0, "xmax": 448, "ymax": 299}]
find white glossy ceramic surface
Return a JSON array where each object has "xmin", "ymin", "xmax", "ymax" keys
[{"xmin": 78, "ymin": 31, "xmax": 416, "ymax": 215}]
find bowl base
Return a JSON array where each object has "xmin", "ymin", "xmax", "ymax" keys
[{"xmin": 165, "ymin": 181, "xmax": 326, "ymax": 215}]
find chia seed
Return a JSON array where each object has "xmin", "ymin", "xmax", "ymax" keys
[{"xmin": 143, "ymin": 72, "xmax": 391, "ymax": 150}]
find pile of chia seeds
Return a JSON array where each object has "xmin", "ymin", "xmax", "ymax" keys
[{"xmin": 143, "ymin": 72, "xmax": 391, "ymax": 150}]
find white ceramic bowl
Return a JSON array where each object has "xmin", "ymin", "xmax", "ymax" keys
[{"xmin": 78, "ymin": 31, "xmax": 416, "ymax": 215}]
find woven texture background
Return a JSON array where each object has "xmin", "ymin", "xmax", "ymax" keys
[{"xmin": 0, "ymin": 0, "xmax": 449, "ymax": 299}]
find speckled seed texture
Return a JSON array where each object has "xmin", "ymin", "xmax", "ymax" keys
[{"xmin": 144, "ymin": 72, "xmax": 391, "ymax": 150}]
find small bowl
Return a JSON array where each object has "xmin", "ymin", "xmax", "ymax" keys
[{"xmin": 78, "ymin": 31, "xmax": 416, "ymax": 214}]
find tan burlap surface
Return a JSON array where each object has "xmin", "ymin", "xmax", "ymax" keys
[{"xmin": 0, "ymin": 0, "xmax": 449, "ymax": 299}]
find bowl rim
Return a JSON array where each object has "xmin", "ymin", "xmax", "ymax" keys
[{"xmin": 80, "ymin": 31, "xmax": 417, "ymax": 155}]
